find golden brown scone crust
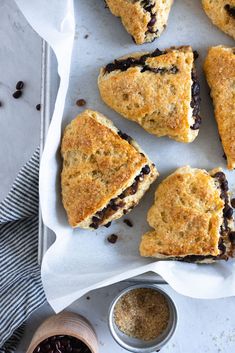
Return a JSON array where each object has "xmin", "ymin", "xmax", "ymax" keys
[
  {"xmin": 202, "ymin": 0, "xmax": 235, "ymax": 39},
  {"xmin": 61, "ymin": 110, "xmax": 158, "ymax": 228},
  {"xmin": 140, "ymin": 166, "xmax": 227, "ymax": 258},
  {"xmin": 98, "ymin": 46, "xmax": 199, "ymax": 143},
  {"xmin": 204, "ymin": 46, "xmax": 235, "ymax": 170},
  {"xmin": 106, "ymin": 0, "xmax": 174, "ymax": 44}
]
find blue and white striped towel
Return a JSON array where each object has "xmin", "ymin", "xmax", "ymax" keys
[{"xmin": 0, "ymin": 148, "xmax": 46, "ymax": 353}]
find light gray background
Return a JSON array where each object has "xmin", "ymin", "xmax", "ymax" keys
[{"xmin": 1, "ymin": 1, "xmax": 235, "ymax": 353}]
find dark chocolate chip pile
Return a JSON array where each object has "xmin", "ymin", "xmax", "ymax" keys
[
  {"xmin": 33, "ymin": 335, "xmax": 91, "ymax": 353},
  {"xmin": 224, "ymin": 4, "xmax": 235, "ymax": 18},
  {"xmin": 90, "ymin": 164, "xmax": 151, "ymax": 229},
  {"xmin": 104, "ymin": 48, "xmax": 166, "ymax": 74},
  {"xmin": 190, "ymin": 69, "xmax": 201, "ymax": 130}
]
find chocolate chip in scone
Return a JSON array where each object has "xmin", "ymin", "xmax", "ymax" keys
[
  {"xmin": 36, "ymin": 104, "xmax": 41, "ymax": 111},
  {"xmin": 213, "ymin": 171, "xmax": 226, "ymax": 182},
  {"xmin": 223, "ymin": 153, "xmax": 227, "ymax": 160},
  {"xmin": 142, "ymin": 165, "xmax": 151, "ymax": 175},
  {"xmin": 229, "ymin": 231, "xmax": 235, "ymax": 245},
  {"xmin": 151, "ymin": 48, "xmax": 165, "ymax": 57},
  {"xmin": 131, "ymin": 180, "xmax": 138, "ymax": 194},
  {"xmin": 223, "ymin": 204, "xmax": 234, "ymax": 219},
  {"xmin": 76, "ymin": 98, "xmax": 86, "ymax": 107},
  {"xmin": 16, "ymin": 81, "xmax": 24, "ymax": 90},
  {"xmin": 90, "ymin": 222, "xmax": 99, "ymax": 229},
  {"xmin": 224, "ymin": 4, "xmax": 235, "ymax": 18},
  {"xmin": 147, "ymin": 15, "xmax": 156, "ymax": 33},
  {"xmin": 104, "ymin": 221, "xmax": 112, "ymax": 228},
  {"xmin": 118, "ymin": 130, "xmax": 132, "ymax": 143},
  {"xmin": 84, "ymin": 34, "xmax": 89, "ymax": 39},
  {"xmin": 107, "ymin": 234, "xmax": 118, "ymax": 244},
  {"xmin": 123, "ymin": 219, "xmax": 133, "ymax": 227},
  {"xmin": 12, "ymin": 90, "xmax": 22, "ymax": 99},
  {"xmin": 218, "ymin": 238, "xmax": 226, "ymax": 254},
  {"xmin": 231, "ymin": 198, "xmax": 235, "ymax": 208},
  {"xmin": 193, "ymin": 50, "xmax": 199, "ymax": 60},
  {"xmin": 191, "ymin": 115, "xmax": 202, "ymax": 130},
  {"xmin": 92, "ymin": 216, "xmax": 100, "ymax": 223}
]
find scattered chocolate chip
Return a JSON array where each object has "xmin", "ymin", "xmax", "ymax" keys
[
  {"xmin": 16, "ymin": 81, "xmax": 24, "ymax": 90},
  {"xmin": 84, "ymin": 34, "xmax": 89, "ymax": 39},
  {"xmin": 231, "ymin": 198, "xmax": 235, "ymax": 208},
  {"xmin": 86, "ymin": 296, "xmax": 90, "ymax": 300},
  {"xmin": 0, "ymin": 101, "xmax": 2, "ymax": 107},
  {"xmin": 123, "ymin": 219, "xmax": 133, "ymax": 227},
  {"xmin": 12, "ymin": 90, "xmax": 22, "ymax": 99},
  {"xmin": 107, "ymin": 234, "xmax": 118, "ymax": 244},
  {"xmin": 104, "ymin": 221, "xmax": 112, "ymax": 228},
  {"xmin": 36, "ymin": 104, "xmax": 41, "ymax": 111},
  {"xmin": 76, "ymin": 99, "xmax": 86, "ymax": 107}
]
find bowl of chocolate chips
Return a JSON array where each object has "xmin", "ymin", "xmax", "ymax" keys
[{"xmin": 26, "ymin": 312, "xmax": 99, "ymax": 353}]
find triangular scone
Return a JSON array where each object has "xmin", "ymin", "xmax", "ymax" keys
[
  {"xmin": 140, "ymin": 166, "xmax": 235, "ymax": 263},
  {"xmin": 105, "ymin": 0, "xmax": 174, "ymax": 44},
  {"xmin": 204, "ymin": 46, "xmax": 235, "ymax": 170},
  {"xmin": 61, "ymin": 110, "xmax": 158, "ymax": 229},
  {"xmin": 98, "ymin": 46, "xmax": 201, "ymax": 143},
  {"xmin": 202, "ymin": 0, "xmax": 235, "ymax": 40}
]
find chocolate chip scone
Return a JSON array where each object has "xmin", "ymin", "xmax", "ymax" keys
[
  {"xmin": 98, "ymin": 46, "xmax": 201, "ymax": 143},
  {"xmin": 202, "ymin": 0, "xmax": 235, "ymax": 39},
  {"xmin": 105, "ymin": 0, "xmax": 174, "ymax": 44},
  {"xmin": 204, "ymin": 46, "xmax": 235, "ymax": 170},
  {"xmin": 61, "ymin": 110, "xmax": 158, "ymax": 230},
  {"xmin": 140, "ymin": 166, "xmax": 235, "ymax": 263}
]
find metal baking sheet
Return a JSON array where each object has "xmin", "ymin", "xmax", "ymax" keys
[{"xmin": 38, "ymin": 40, "xmax": 166, "ymax": 285}]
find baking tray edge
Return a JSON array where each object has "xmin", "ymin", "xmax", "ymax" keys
[{"xmin": 38, "ymin": 41, "xmax": 166, "ymax": 285}]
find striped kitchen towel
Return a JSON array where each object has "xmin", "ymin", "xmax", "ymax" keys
[{"xmin": 0, "ymin": 148, "xmax": 46, "ymax": 353}]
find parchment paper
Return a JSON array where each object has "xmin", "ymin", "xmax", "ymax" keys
[{"xmin": 16, "ymin": 0, "xmax": 235, "ymax": 312}]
